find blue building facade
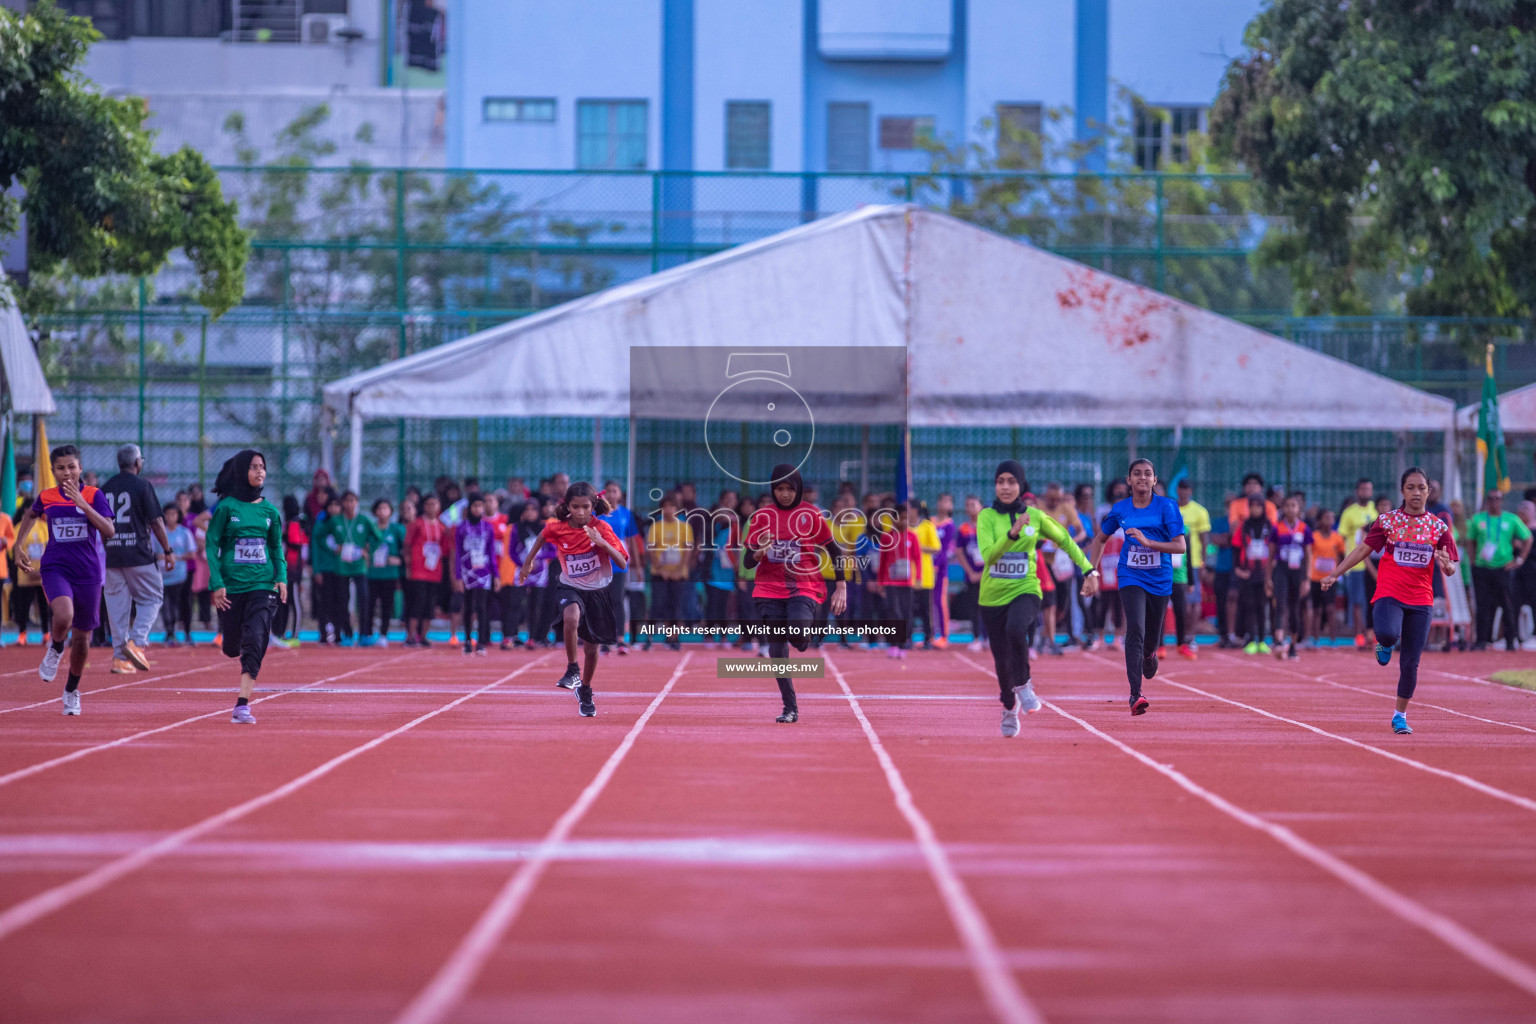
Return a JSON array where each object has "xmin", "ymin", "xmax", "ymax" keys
[{"xmin": 447, "ymin": 0, "xmax": 1261, "ymax": 174}]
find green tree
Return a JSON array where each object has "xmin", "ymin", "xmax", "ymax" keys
[
  {"xmin": 0, "ymin": 0, "xmax": 247, "ymax": 317},
  {"xmin": 906, "ymin": 95, "xmax": 1285, "ymax": 315},
  {"xmin": 1212, "ymin": 0, "xmax": 1536, "ymax": 318}
]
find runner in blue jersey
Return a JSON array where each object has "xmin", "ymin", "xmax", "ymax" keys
[{"xmin": 1085, "ymin": 458, "xmax": 1186, "ymax": 715}]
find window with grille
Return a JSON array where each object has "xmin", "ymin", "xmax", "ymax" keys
[
  {"xmin": 995, "ymin": 103, "xmax": 1043, "ymax": 165},
  {"xmin": 878, "ymin": 116, "xmax": 934, "ymax": 150},
  {"xmin": 576, "ymin": 100, "xmax": 648, "ymax": 170},
  {"xmin": 484, "ymin": 98, "xmax": 557, "ymax": 123},
  {"xmin": 826, "ymin": 102, "xmax": 871, "ymax": 171},
  {"xmin": 725, "ymin": 101, "xmax": 771, "ymax": 170},
  {"xmin": 1134, "ymin": 104, "xmax": 1205, "ymax": 170}
]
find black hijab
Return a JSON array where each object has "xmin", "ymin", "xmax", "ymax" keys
[
  {"xmin": 769, "ymin": 464, "xmax": 804, "ymax": 509},
  {"xmin": 991, "ymin": 460, "xmax": 1027, "ymax": 516},
  {"xmin": 214, "ymin": 449, "xmax": 265, "ymax": 504}
]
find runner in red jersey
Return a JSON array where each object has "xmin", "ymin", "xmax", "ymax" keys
[
  {"xmin": 742, "ymin": 464, "xmax": 847, "ymax": 723},
  {"xmin": 516, "ymin": 482, "xmax": 626, "ymax": 717},
  {"xmin": 1321, "ymin": 467, "xmax": 1457, "ymax": 735}
]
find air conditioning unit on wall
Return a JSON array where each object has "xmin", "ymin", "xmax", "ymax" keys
[{"xmin": 301, "ymin": 14, "xmax": 350, "ymax": 44}]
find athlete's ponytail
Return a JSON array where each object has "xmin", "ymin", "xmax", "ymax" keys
[{"xmin": 554, "ymin": 481, "xmax": 612, "ymax": 521}]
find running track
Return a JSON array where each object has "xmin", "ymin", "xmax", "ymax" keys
[{"xmin": 1, "ymin": 641, "xmax": 1535, "ymax": 1022}]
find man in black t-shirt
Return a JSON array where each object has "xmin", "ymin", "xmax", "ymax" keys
[{"xmin": 103, "ymin": 444, "xmax": 176, "ymax": 673}]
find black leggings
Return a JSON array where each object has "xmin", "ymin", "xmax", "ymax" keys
[
  {"xmin": 1171, "ymin": 581, "xmax": 1189, "ymax": 646},
  {"xmin": 979, "ymin": 593, "xmax": 1041, "ymax": 709},
  {"xmin": 1473, "ymin": 565, "xmax": 1518, "ymax": 646},
  {"xmin": 367, "ymin": 578, "xmax": 397, "ymax": 636},
  {"xmin": 911, "ymin": 586, "xmax": 934, "ymax": 645},
  {"xmin": 1237, "ymin": 577, "xmax": 1268, "ymax": 642},
  {"xmin": 882, "ymin": 586, "xmax": 913, "ymax": 649},
  {"xmin": 497, "ymin": 585, "xmax": 527, "ymax": 640},
  {"xmin": 11, "ymin": 584, "xmax": 51, "ymax": 636},
  {"xmin": 1272, "ymin": 566, "xmax": 1306, "ymax": 640},
  {"xmin": 461, "ymin": 587, "xmax": 491, "ymax": 648},
  {"xmin": 1119, "ymin": 585, "xmax": 1169, "ymax": 701},
  {"xmin": 161, "ymin": 581, "xmax": 190, "ymax": 640},
  {"xmin": 219, "ymin": 589, "xmax": 277, "ymax": 678},
  {"xmin": 757, "ymin": 593, "xmax": 817, "ymax": 712},
  {"xmin": 1372, "ymin": 597, "xmax": 1432, "ymax": 700}
]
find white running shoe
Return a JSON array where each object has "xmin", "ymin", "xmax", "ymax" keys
[
  {"xmin": 376, "ymin": 635, "xmax": 389, "ymax": 649},
  {"xmin": 231, "ymin": 705, "xmax": 256, "ymax": 725},
  {"xmin": 39, "ymin": 645, "xmax": 63, "ymax": 683},
  {"xmin": 1000, "ymin": 705, "xmax": 1020, "ymax": 738},
  {"xmin": 61, "ymin": 689, "xmax": 81, "ymax": 716},
  {"xmin": 1014, "ymin": 682, "xmax": 1042, "ymax": 714}
]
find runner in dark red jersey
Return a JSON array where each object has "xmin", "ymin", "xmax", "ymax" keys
[
  {"xmin": 742, "ymin": 465, "xmax": 846, "ymax": 723},
  {"xmin": 1321, "ymin": 467, "xmax": 1457, "ymax": 735}
]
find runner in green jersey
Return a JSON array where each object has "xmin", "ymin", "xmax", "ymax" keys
[
  {"xmin": 978, "ymin": 460, "xmax": 1095, "ymax": 738},
  {"xmin": 206, "ymin": 450, "xmax": 287, "ymax": 724}
]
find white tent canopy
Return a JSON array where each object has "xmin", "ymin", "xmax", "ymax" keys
[
  {"xmin": 1458, "ymin": 381, "xmax": 1536, "ymax": 433},
  {"xmin": 0, "ymin": 270, "xmax": 56, "ymax": 415},
  {"xmin": 324, "ymin": 204, "xmax": 1456, "ymax": 495}
]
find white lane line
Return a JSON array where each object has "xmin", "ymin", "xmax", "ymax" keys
[
  {"xmin": 1049, "ymin": 693, "xmax": 1536, "ymax": 997},
  {"xmin": 0, "ymin": 664, "xmax": 214, "ymax": 716},
  {"xmin": 1426, "ymin": 665, "xmax": 1536, "ymax": 697},
  {"xmin": 953, "ymin": 654, "xmax": 1536, "ymax": 1000},
  {"xmin": 0, "ymin": 654, "xmax": 556, "ymax": 941},
  {"xmin": 1079, "ymin": 654, "xmax": 1536, "ymax": 816},
  {"xmin": 1209, "ymin": 652, "xmax": 1536, "ymax": 734},
  {"xmin": 391, "ymin": 653, "xmax": 693, "ymax": 1024},
  {"xmin": 0, "ymin": 653, "xmax": 420, "ymax": 788},
  {"xmin": 826, "ymin": 654, "xmax": 1045, "ymax": 1024}
]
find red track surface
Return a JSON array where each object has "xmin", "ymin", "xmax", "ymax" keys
[{"xmin": 2, "ymin": 641, "xmax": 1536, "ymax": 1022}]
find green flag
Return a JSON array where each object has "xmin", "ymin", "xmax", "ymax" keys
[
  {"xmin": 0, "ymin": 418, "xmax": 14, "ymax": 520},
  {"xmin": 1477, "ymin": 344, "xmax": 1510, "ymax": 494}
]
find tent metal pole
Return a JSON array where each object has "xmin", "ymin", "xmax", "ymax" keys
[
  {"xmin": 1444, "ymin": 421, "xmax": 1460, "ymax": 503},
  {"xmin": 348, "ymin": 407, "xmax": 363, "ymax": 497},
  {"xmin": 859, "ymin": 425, "xmax": 869, "ymax": 495},
  {"xmin": 592, "ymin": 417, "xmax": 603, "ymax": 486},
  {"xmin": 320, "ymin": 406, "xmax": 336, "ymax": 482},
  {"xmin": 626, "ymin": 415, "xmax": 637, "ymax": 511}
]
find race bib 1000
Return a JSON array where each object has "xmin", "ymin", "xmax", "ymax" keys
[
  {"xmin": 990, "ymin": 552, "xmax": 1031, "ymax": 579},
  {"xmin": 51, "ymin": 520, "xmax": 88, "ymax": 543}
]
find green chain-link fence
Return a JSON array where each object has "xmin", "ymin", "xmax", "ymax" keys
[{"xmin": 20, "ymin": 168, "xmax": 1536, "ymax": 508}]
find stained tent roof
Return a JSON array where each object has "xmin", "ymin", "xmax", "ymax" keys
[
  {"xmin": 1458, "ymin": 381, "xmax": 1536, "ymax": 433},
  {"xmin": 324, "ymin": 205, "xmax": 1454, "ymax": 431},
  {"xmin": 0, "ymin": 270, "xmax": 55, "ymax": 415}
]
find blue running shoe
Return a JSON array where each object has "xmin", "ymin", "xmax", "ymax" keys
[
  {"xmin": 1392, "ymin": 711, "xmax": 1412, "ymax": 735},
  {"xmin": 1376, "ymin": 643, "xmax": 1394, "ymax": 666}
]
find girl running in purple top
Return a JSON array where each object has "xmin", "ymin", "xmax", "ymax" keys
[{"xmin": 13, "ymin": 445, "xmax": 116, "ymax": 715}]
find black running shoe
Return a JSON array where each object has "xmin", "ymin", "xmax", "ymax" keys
[
  {"xmin": 775, "ymin": 708, "xmax": 799, "ymax": 723},
  {"xmin": 1143, "ymin": 653, "xmax": 1158, "ymax": 679},
  {"xmin": 577, "ymin": 685, "xmax": 595, "ymax": 717},
  {"xmin": 1131, "ymin": 695, "xmax": 1150, "ymax": 716},
  {"xmin": 556, "ymin": 664, "xmax": 582, "ymax": 689}
]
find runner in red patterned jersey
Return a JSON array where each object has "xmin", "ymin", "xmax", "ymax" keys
[{"xmin": 1321, "ymin": 467, "xmax": 1457, "ymax": 735}]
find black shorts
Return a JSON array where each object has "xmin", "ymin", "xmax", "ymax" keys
[
  {"xmin": 755, "ymin": 594, "xmax": 819, "ymax": 653},
  {"xmin": 553, "ymin": 582, "xmax": 619, "ymax": 646}
]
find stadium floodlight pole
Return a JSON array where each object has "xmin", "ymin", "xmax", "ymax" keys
[{"xmin": 626, "ymin": 415, "xmax": 636, "ymax": 516}]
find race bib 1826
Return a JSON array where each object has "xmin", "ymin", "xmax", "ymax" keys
[{"xmin": 1394, "ymin": 542, "xmax": 1433, "ymax": 569}]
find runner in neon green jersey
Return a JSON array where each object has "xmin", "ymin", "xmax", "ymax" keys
[{"xmin": 978, "ymin": 460, "xmax": 1095, "ymax": 739}]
